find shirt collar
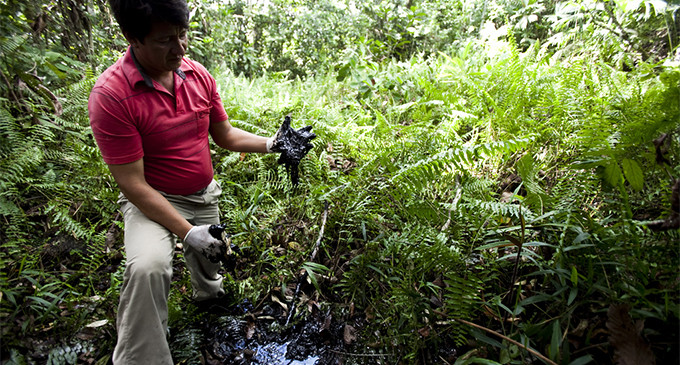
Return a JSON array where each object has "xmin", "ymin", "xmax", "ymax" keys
[{"xmin": 124, "ymin": 46, "xmax": 187, "ymax": 89}]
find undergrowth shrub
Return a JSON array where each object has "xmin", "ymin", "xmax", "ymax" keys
[
  {"xmin": 199, "ymin": 34, "xmax": 680, "ymax": 361},
  {"xmin": 0, "ymin": 31, "xmax": 120, "ymax": 350}
]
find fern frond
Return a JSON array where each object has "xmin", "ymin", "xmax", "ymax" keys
[
  {"xmin": 463, "ymin": 177, "xmax": 496, "ymax": 197},
  {"xmin": 80, "ymin": 231, "xmax": 107, "ymax": 274},
  {"xmin": 460, "ymin": 198, "xmax": 536, "ymax": 222},
  {"xmin": 0, "ymin": 196, "xmax": 21, "ymax": 216},
  {"xmin": 44, "ymin": 204, "xmax": 91, "ymax": 239},
  {"xmin": 443, "ymin": 272, "xmax": 483, "ymax": 346},
  {"xmin": 0, "ymin": 35, "xmax": 27, "ymax": 57},
  {"xmin": 228, "ymin": 118, "xmax": 271, "ymax": 136},
  {"xmin": 389, "ymin": 136, "xmax": 535, "ymax": 195},
  {"xmin": 257, "ymin": 160, "xmax": 289, "ymax": 192}
]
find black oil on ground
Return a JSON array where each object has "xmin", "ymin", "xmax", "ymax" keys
[{"xmin": 170, "ymin": 299, "xmax": 358, "ymax": 365}]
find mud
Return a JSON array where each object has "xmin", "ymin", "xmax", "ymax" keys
[{"xmin": 271, "ymin": 115, "xmax": 316, "ymax": 186}]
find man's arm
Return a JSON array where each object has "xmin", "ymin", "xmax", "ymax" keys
[
  {"xmin": 209, "ymin": 119, "xmax": 270, "ymax": 153},
  {"xmin": 108, "ymin": 159, "xmax": 193, "ymax": 239}
]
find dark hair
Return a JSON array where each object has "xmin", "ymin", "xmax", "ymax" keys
[{"xmin": 108, "ymin": 0, "xmax": 189, "ymax": 42}]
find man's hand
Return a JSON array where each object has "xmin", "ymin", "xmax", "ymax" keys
[
  {"xmin": 266, "ymin": 115, "xmax": 316, "ymax": 185},
  {"xmin": 184, "ymin": 225, "xmax": 227, "ymax": 263},
  {"xmin": 266, "ymin": 115, "xmax": 316, "ymax": 158}
]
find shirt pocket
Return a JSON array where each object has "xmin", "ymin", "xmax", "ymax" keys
[{"xmin": 195, "ymin": 108, "xmax": 211, "ymax": 139}]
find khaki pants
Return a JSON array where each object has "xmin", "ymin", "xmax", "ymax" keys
[{"xmin": 112, "ymin": 179, "xmax": 224, "ymax": 365}]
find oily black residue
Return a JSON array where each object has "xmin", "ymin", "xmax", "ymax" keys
[
  {"xmin": 272, "ymin": 115, "xmax": 316, "ymax": 186},
  {"xmin": 208, "ymin": 223, "xmax": 239, "ymax": 271},
  {"xmin": 180, "ymin": 301, "xmax": 350, "ymax": 365}
]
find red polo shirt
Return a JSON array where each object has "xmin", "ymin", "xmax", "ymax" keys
[{"xmin": 88, "ymin": 47, "xmax": 228, "ymax": 195}]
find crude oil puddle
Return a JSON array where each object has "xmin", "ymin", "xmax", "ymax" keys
[
  {"xmin": 188, "ymin": 301, "xmax": 347, "ymax": 365},
  {"xmin": 253, "ymin": 341, "xmax": 319, "ymax": 364}
]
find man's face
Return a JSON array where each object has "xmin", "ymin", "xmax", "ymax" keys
[{"xmin": 128, "ymin": 22, "xmax": 188, "ymax": 77}]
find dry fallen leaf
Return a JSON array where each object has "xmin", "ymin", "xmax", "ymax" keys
[
  {"xmin": 271, "ymin": 293, "xmax": 288, "ymax": 311},
  {"xmin": 86, "ymin": 319, "xmax": 109, "ymax": 328},
  {"xmin": 606, "ymin": 303, "xmax": 656, "ymax": 365},
  {"xmin": 245, "ymin": 321, "xmax": 256, "ymax": 340},
  {"xmin": 343, "ymin": 324, "xmax": 357, "ymax": 345},
  {"xmin": 321, "ymin": 313, "xmax": 332, "ymax": 333},
  {"xmin": 418, "ymin": 326, "xmax": 430, "ymax": 338}
]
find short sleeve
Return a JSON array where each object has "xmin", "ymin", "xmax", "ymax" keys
[
  {"xmin": 209, "ymin": 85, "xmax": 228, "ymax": 124},
  {"xmin": 88, "ymin": 88, "xmax": 144, "ymax": 165}
]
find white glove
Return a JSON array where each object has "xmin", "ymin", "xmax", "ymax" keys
[
  {"xmin": 183, "ymin": 225, "xmax": 226, "ymax": 263},
  {"xmin": 266, "ymin": 136, "xmax": 276, "ymax": 153}
]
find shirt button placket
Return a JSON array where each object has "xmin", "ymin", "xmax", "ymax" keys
[
  {"xmin": 175, "ymin": 74, "xmax": 184, "ymax": 114},
  {"xmin": 176, "ymin": 96, "xmax": 184, "ymax": 114}
]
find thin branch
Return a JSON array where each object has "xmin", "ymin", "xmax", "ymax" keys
[
  {"xmin": 440, "ymin": 316, "xmax": 559, "ymax": 365},
  {"xmin": 309, "ymin": 201, "xmax": 330, "ymax": 262},
  {"xmin": 441, "ymin": 173, "xmax": 462, "ymax": 232},
  {"xmin": 285, "ymin": 201, "xmax": 330, "ymax": 326},
  {"xmin": 328, "ymin": 349, "xmax": 393, "ymax": 358}
]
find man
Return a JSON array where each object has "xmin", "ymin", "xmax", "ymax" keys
[{"xmin": 88, "ymin": 0, "xmax": 314, "ymax": 363}]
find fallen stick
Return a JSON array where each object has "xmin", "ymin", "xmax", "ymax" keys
[
  {"xmin": 453, "ymin": 317, "xmax": 558, "ymax": 365},
  {"xmin": 433, "ymin": 311, "xmax": 558, "ymax": 365},
  {"xmin": 309, "ymin": 201, "xmax": 330, "ymax": 263},
  {"xmin": 285, "ymin": 201, "xmax": 330, "ymax": 326},
  {"xmin": 328, "ymin": 349, "xmax": 393, "ymax": 358}
]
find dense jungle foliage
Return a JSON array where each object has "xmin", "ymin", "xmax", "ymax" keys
[{"xmin": 1, "ymin": 0, "xmax": 679, "ymax": 364}]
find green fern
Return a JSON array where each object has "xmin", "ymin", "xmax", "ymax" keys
[
  {"xmin": 389, "ymin": 137, "xmax": 535, "ymax": 196},
  {"xmin": 443, "ymin": 272, "xmax": 483, "ymax": 346},
  {"xmin": 0, "ymin": 35, "xmax": 28, "ymax": 60},
  {"xmin": 0, "ymin": 195, "xmax": 20, "ymax": 216},
  {"xmin": 461, "ymin": 198, "xmax": 536, "ymax": 222},
  {"xmin": 44, "ymin": 203, "xmax": 90, "ymax": 239},
  {"xmin": 75, "ymin": 230, "xmax": 108, "ymax": 277}
]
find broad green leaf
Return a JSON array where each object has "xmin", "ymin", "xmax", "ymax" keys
[
  {"xmin": 517, "ymin": 153, "xmax": 534, "ymax": 181},
  {"xmin": 603, "ymin": 161, "xmax": 623, "ymax": 187},
  {"xmin": 519, "ymin": 293, "xmax": 554, "ymax": 306},
  {"xmin": 644, "ymin": 0, "xmax": 668, "ymax": 19},
  {"xmin": 393, "ymin": 101, "xmax": 416, "ymax": 113},
  {"xmin": 563, "ymin": 243, "xmax": 595, "ymax": 252},
  {"xmin": 621, "ymin": 158, "xmax": 644, "ymax": 191},
  {"xmin": 621, "ymin": 0, "xmax": 643, "ymax": 13},
  {"xmin": 570, "ymin": 266, "xmax": 579, "ymax": 286},
  {"xmin": 569, "ymin": 355, "xmax": 594, "ymax": 365},
  {"xmin": 572, "ymin": 231, "xmax": 591, "ymax": 244},
  {"xmin": 550, "ymin": 319, "xmax": 561, "ymax": 360},
  {"xmin": 568, "ymin": 287, "xmax": 578, "ymax": 305},
  {"xmin": 27, "ymin": 296, "xmax": 53, "ymax": 309}
]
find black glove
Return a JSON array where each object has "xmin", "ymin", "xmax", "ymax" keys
[{"xmin": 266, "ymin": 115, "xmax": 316, "ymax": 185}]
